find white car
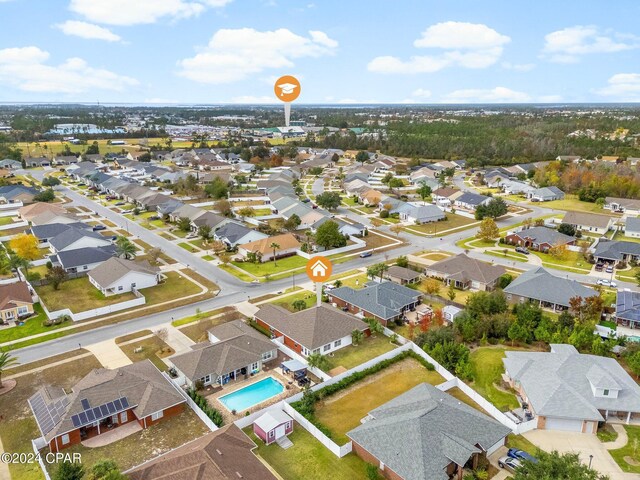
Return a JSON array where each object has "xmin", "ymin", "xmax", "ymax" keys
[
  {"xmin": 498, "ymin": 455, "xmax": 522, "ymax": 473},
  {"xmin": 597, "ymin": 279, "xmax": 617, "ymax": 288}
]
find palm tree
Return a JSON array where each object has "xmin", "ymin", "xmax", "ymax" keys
[
  {"xmin": 116, "ymin": 236, "xmax": 136, "ymax": 260},
  {"xmin": 270, "ymin": 242, "xmax": 280, "ymax": 266},
  {"xmin": 8, "ymin": 254, "xmax": 29, "ymax": 282},
  {"xmin": 0, "ymin": 351, "xmax": 19, "ymax": 387}
]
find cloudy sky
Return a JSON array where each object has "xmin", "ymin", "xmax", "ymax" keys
[{"xmin": 0, "ymin": 0, "xmax": 639, "ymax": 104}]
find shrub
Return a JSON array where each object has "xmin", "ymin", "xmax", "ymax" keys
[
  {"xmin": 379, "ymin": 210, "xmax": 389, "ymax": 218},
  {"xmin": 187, "ymin": 387, "xmax": 224, "ymax": 427}
]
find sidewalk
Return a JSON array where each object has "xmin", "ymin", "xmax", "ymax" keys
[
  {"xmin": 86, "ymin": 339, "xmax": 132, "ymax": 368},
  {"xmin": 157, "ymin": 324, "xmax": 195, "ymax": 354}
]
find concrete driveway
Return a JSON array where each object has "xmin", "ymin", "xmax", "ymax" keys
[{"xmin": 524, "ymin": 429, "xmax": 636, "ymax": 480}]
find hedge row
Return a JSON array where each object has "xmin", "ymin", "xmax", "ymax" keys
[{"xmin": 187, "ymin": 388, "xmax": 224, "ymax": 427}]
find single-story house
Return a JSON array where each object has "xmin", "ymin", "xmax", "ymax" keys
[
  {"xmin": 454, "ymin": 192, "xmax": 491, "ymax": 211},
  {"xmin": 561, "ymin": 211, "xmax": 613, "ymax": 235},
  {"xmin": 0, "ymin": 185, "xmax": 39, "ymax": 205},
  {"xmin": 348, "ymin": 383, "xmax": 511, "ymax": 480},
  {"xmin": 526, "ymin": 186, "xmax": 565, "ymax": 202},
  {"xmin": 385, "ymin": 265, "xmax": 422, "ymax": 285},
  {"xmin": 190, "ymin": 211, "xmax": 231, "ymax": 232},
  {"xmin": 28, "ymin": 360, "xmax": 185, "ymax": 452},
  {"xmin": 48, "ymin": 227, "xmax": 113, "ymax": 253},
  {"xmin": 425, "ymin": 254, "xmax": 505, "ymax": 291},
  {"xmin": 170, "ymin": 320, "xmax": 277, "ymax": 390},
  {"xmin": 49, "ymin": 245, "xmax": 117, "ymax": 274},
  {"xmin": 128, "ymin": 424, "xmax": 278, "ymax": 480},
  {"xmin": 53, "ymin": 155, "xmax": 79, "ymax": 165},
  {"xmin": 30, "ymin": 211, "xmax": 80, "ymax": 227},
  {"xmin": 625, "ymin": 217, "xmax": 640, "ymax": 239},
  {"xmin": 605, "ymin": 197, "xmax": 640, "ymax": 215},
  {"xmin": 593, "ymin": 239, "xmax": 640, "ymax": 265},
  {"xmin": 0, "ymin": 159, "xmax": 21, "ymax": 169},
  {"xmin": 503, "ymin": 266, "xmax": 597, "ymax": 311},
  {"xmin": 214, "ymin": 221, "xmax": 268, "ymax": 248},
  {"xmin": 18, "ymin": 202, "xmax": 67, "ymax": 222},
  {"xmin": 253, "ymin": 410, "xmax": 294, "ymax": 446},
  {"xmin": 504, "ymin": 344, "xmax": 640, "ymax": 432},
  {"xmin": 254, "ymin": 304, "xmax": 369, "ymax": 357},
  {"xmin": 500, "ymin": 180, "xmax": 534, "ymax": 196},
  {"xmin": 0, "ymin": 281, "xmax": 34, "ymax": 324},
  {"xmin": 31, "ymin": 222, "xmax": 90, "ymax": 246},
  {"xmin": 505, "ymin": 226, "xmax": 576, "ymax": 252},
  {"xmin": 88, "ymin": 257, "xmax": 160, "ymax": 296},
  {"xmin": 432, "ymin": 187, "xmax": 461, "ymax": 207},
  {"xmin": 398, "ymin": 204, "xmax": 445, "ymax": 224},
  {"xmin": 616, "ymin": 290, "xmax": 640, "ymax": 329},
  {"xmin": 237, "ymin": 233, "xmax": 301, "ymax": 263},
  {"xmin": 25, "ymin": 157, "xmax": 51, "ymax": 168},
  {"xmin": 327, "ymin": 281, "xmax": 423, "ymax": 326}
]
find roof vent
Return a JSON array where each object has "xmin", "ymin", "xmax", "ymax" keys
[
  {"xmin": 215, "ymin": 448, "xmax": 223, "ymax": 456},
  {"xmin": 235, "ymin": 472, "xmax": 243, "ymax": 479}
]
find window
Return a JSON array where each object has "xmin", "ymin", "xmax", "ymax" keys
[
  {"xmin": 131, "ymin": 283, "xmax": 136, "ymax": 288},
  {"xmin": 17, "ymin": 306, "xmax": 29, "ymax": 315},
  {"xmin": 118, "ymin": 285, "xmax": 123, "ymax": 291},
  {"xmin": 262, "ymin": 351, "xmax": 273, "ymax": 361},
  {"xmin": 202, "ymin": 374, "xmax": 211, "ymax": 384},
  {"xmin": 269, "ymin": 430, "xmax": 274, "ymax": 438},
  {"xmin": 83, "ymin": 265, "xmax": 88, "ymax": 270},
  {"xmin": 251, "ymin": 362, "xmax": 259, "ymax": 371},
  {"xmin": 334, "ymin": 339, "xmax": 342, "ymax": 347},
  {"xmin": 603, "ymin": 389, "xmax": 610, "ymax": 396},
  {"xmin": 312, "ymin": 348, "xmax": 320, "ymax": 355},
  {"xmin": 120, "ymin": 411, "xmax": 128, "ymax": 423},
  {"xmin": 323, "ymin": 344, "xmax": 331, "ymax": 352},
  {"xmin": 61, "ymin": 434, "xmax": 70, "ymax": 445},
  {"xmin": 151, "ymin": 411, "xmax": 164, "ymax": 421}
]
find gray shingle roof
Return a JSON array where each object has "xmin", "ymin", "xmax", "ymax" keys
[
  {"xmin": 510, "ymin": 226, "xmax": 575, "ymax": 246},
  {"xmin": 562, "ymin": 211, "xmax": 612, "ymax": 229},
  {"xmin": 386, "ymin": 265, "xmax": 421, "ymax": 281},
  {"xmin": 616, "ymin": 290, "xmax": 640, "ymax": 324},
  {"xmin": 428, "ymin": 254, "xmax": 505, "ymax": 285},
  {"xmin": 594, "ymin": 239, "xmax": 640, "ymax": 261},
  {"xmin": 88, "ymin": 257, "xmax": 159, "ymax": 289},
  {"xmin": 347, "ymin": 383, "xmax": 510, "ymax": 480},
  {"xmin": 504, "ymin": 344, "xmax": 640, "ymax": 421},
  {"xmin": 456, "ymin": 192, "xmax": 490, "ymax": 206},
  {"xmin": 626, "ymin": 217, "xmax": 640, "ymax": 234},
  {"xmin": 31, "ymin": 222, "xmax": 90, "ymax": 240},
  {"xmin": 503, "ymin": 266, "xmax": 596, "ymax": 307},
  {"xmin": 328, "ymin": 281, "xmax": 422, "ymax": 320},
  {"xmin": 48, "ymin": 227, "xmax": 110, "ymax": 251},
  {"xmin": 51, "ymin": 245, "xmax": 117, "ymax": 269}
]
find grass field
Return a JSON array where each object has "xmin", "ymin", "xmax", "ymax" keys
[
  {"xmin": 35, "ymin": 277, "xmax": 137, "ymax": 312},
  {"xmin": 118, "ymin": 334, "xmax": 174, "ymax": 372},
  {"xmin": 315, "ymin": 357, "xmax": 444, "ymax": 444},
  {"xmin": 232, "ymin": 255, "xmax": 308, "ymax": 277},
  {"xmin": 468, "ymin": 347, "xmax": 520, "ymax": 412},
  {"xmin": 270, "ymin": 290, "xmax": 317, "ymax": 311},
  {"xmin": 0, "ymin": 304, "xmax": 56, "ymax": 344},
  {"xmin": 323, "ymin": 335, "xmax": 398, "ymax": 372},
  {"xmin": 542, "ymin": 195, "xmax": 618, "ymax": 215},
  {"xmin": 404, "ymin": 213, "xmax": 478, "ymax": 236},
  {"xmin": 609, "ymin": 425, "xmax": 640, "ymax": 474},
  {"xmin": 142, "ymin": 271, "xmax": 202, "ymax": 305}
]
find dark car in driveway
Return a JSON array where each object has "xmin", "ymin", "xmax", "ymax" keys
[
  {"xmin": 515, "ymin": 246, "xmax": 530, "ymax": 255},
  {"xmin": 507, "ymin": 448, "xmax": 538, "ymax": 463}
]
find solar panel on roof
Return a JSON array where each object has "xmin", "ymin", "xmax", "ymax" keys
[
  {"xmin": 81, "ymin": 398, "xmax": 90, "ymax": 410},
  {"xmin": 71, "ymin": 414, "xmax": 81, "ymax": 428},
  {"xmin": 86, "ymin": 410, "xmax": 95, "ymax": 422},
  {"xmin": 107, "ymin": 402, "xmax": 116, "ymax": 414},
  {"xmin": 93, "ymin": 407, "xmax": 101, "ymax": 418},
  {"xmin": 121, "ymin": 397, "xmax": 129, "ymax": 408},
  {"xmin": 79, "ymin": 412, "xmax": 88, "ymax": 424},
  {"xmin": 100, "ymin": 405, "xmax": 109, "ymax": 416},
  {"xmin": 113, "ymin": 399, "xmax": 122, "ymax": 410}
]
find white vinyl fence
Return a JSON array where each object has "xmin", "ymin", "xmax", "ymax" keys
[
  {"xmin": 31, "ymin": 437, "xmax": 51, "ymax": 480},
  {"xmin": 164, "ymin": 373, "xmax": 219, "ymax": 432},
  {"xmin": 273, "ymin": 338, "xmax": 331, "ymax": 381},
  {"xmin": 295, "ymin": 236, "xmax": 366, "ymax": 259},
  {"xmin": 39, "ymin": 296, "xmax": 146, "ymax": 322}
]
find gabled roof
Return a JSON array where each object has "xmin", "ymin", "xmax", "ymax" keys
[
  {"xmin": 531, "ymin": 186, "xmax": 564, "ymax": 197},
  {"xmin": 455, "ymin": 192, "xmax": 490, "ymax": 206},
  {"xmin": 52, "ymin": 245, "xmax": 117, "ymax": 269},
  {"xmin": 30, "ymin": 210, "xmax": 80, "ymax": 226},
  {"xmin": 48, "ymin": 227, "xmax": 110, "ymax": 251},
  {"xmin": 503, "ymin": 266, "xmax": 596, "ymax": 307},
  {"xmin": 171, "ymin": 203, "xmax": 206, "ymax": 221},
  {"xmin": 255, "ymin": 304, "xmax": 368, "ymax": 350},
  {"xmin": 0, "ymin": 281, "xmax": 33, "ymax": 310},
  {"xmin": 328, "ymin": 281, "xmax": 422, "ymax": 320},
  {"xmin": 238, "ymin": 233, "xmax": 301, "ymax": 255},
  {"xmin": 0, "ymin": 184, "xmax": 38, "ymax": 200},
  {"xmin": 89, "ymin": 257, "xmax": 159, "ymax": 289},
  {"xmin": 562, "ymin": 211, "xmax": 612, "ymax": 229},
  {"xmin": 616, "ymin": 290, "xmax": 640, "ymax": 324},
  {"xmin": 192, "ymin": 212, "xmax": 227, "ymax": 229},
  {"xmin": 428, "ymin": 254, "xmax": 505, "ymax": 285},
  {"xmin": 510, "ymin": 226, "xmax": 575, "ymax": 246},
  {"xmin": 347, "ymin": 383, "xmax": 510, "ymax": 480},
  {"xmin": 606, "ymin": 197, "xmax": 640, "ymax": 210},
  {"xmin": 387, "ymin": 265, "xmax": 421, "ymax": 281},
  {"xmin": 214, "ymin": 222, "xmax": 265, "ymax": 244},
  {"xmin": 504, "ymin": 344, "xmax": 640, "ymax": 421},
  {"xmin": 18, "ymin": 202, "xmax": 66, "ymax": 222},
  {"xmin": 626, "ymin": 217, "xmax": 640, "ymax": 233},
  {"xmin": 594, "ymin": 239, "xmax": 640, "ymax": 261},
  {"xmin": 31, "ymin": 222, "xmax": 90, "ymax": 240}
]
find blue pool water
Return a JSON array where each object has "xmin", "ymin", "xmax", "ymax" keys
[{"xmin": 218, "ymin": 377, "xmax": 284, "ymax": 412}]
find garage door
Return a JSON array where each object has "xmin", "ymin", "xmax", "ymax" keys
[{"xmin": 545, "ymin": 417, "xmax": 583, "ymax": 432}]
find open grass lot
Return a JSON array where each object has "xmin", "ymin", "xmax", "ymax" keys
[
  {"xmin": 0, "ymin": 303, "xmax": 58, "ymax": 344},
  {"xmin": 617, "ymin": 266, "xmax": 640, "ymax": 282},
  {"xmin": 171, "ymin": 306, "xmax": 234, "ymax": 327},
  {"xmin": 0, "ymin": 355, "xmax": 103, "ymax": 480},
  {"xmin": 270, "ymin": 290, "xmax": 317, "ymax": 311},
  {"xmin": 178, "ymin": 241, "xmax": 199, "ymax": 252},
  {"xmin": 315, "ymin": 357, "xmax": 445, "ymax": 444},
  {"xmin": 542, "ymin": 195, "xmax": 618, "ymax": 215},
  {"xmin": 468, "ymin": 347, "xmax": 520, "ymax": 412},
  {"xmin": 0, "ymin": 216, "xmax": 16, "ymax": 226},
  {"xmin": 416, "ymin": 277, "xmax": 473, "ymax": 305},
  {"xmin": 218, "ymin": 263, "xmax": 255, "ymax": 282},
  {"xmin": 324, "ymin": 335, "xmax": 398, "ymax": 373},
  {"xmin": 404, "ymin": 213, "xmax": 478, "ymax": 236},
  {"xmin": 484, "ymin": 248, "xmax": 529, "ymax": 262},
  {"xmin": 613, "ymin": 231, "xmax": 640, "ymax": 244},
  {"xmin": 179, "ymin": 310, "xmax": 244, "ymax": 342},
  {"xmin": 360, "ymin": 230, "xmax": 399, "ymax": 251},
  {"xmin": 531, "ymin": 248, "xmax": 590, "ymax": 272},
  {"xmin": 609, "ymin": 425, "xmax": 640, "ymax": 473},
  {"xmin": 232, "ymin": 255, "xmax": 308, "ymax": 277},
  {"xmin": 63, "ymin": 408, "xmax": 210, "ymax": 475},
  {"xmin": 335, "ymin": 272, "xmax": 368, "ymax": 288},
  {"xmin": 245, "ymin": 426, "xmax": 369, "ymax": 480},
  {"xmin": 119, "ymin": 335, "xmax": 174, "ymax": 372},
  {"xmin": 35, "ymin": 277, "xmax": 137, "ymax": 312},
  {"xmin": 143, "ymin": 271, "xmax": 202, "ymax": 305}
]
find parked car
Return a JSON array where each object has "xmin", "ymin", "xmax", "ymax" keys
[
  {"xmin": 359, "ymin": 251, "xmax": 372, "ymax": 258},
  {"xmin": 498, "ymin": 456, "xmax": 522, "ymax": 473},
  {"xmin": 115, "ymin": 201, "xmax": 125, "ymax": 206},
  {"xmin": 92, "ymin": 225, "xmax": 106, "ymax": 231},
  {"xmin": 507, "ymin": 448, "xmax": 538, "ymax": 464},
  {"xmin": 595, "ymin": 263, "xmax": 604, "ymax": 272},
  {"xmin": 148, "ymin": 215, "xmax": 160, "ymax": 221},
  {"xmin": 597, "ymin": 279, "xmax": 617, "ymax": 288},
  {"xmin": 606, "ymin": 265, "xmax": 614, "ymax": 273},
  {"xmin": 250, "ymin": 280, "xmax": 260, "ymax": 285},
  {"xmin": 186, "ymin": 233, "xmax": 198, "ymax": 239},
  {"xmin": 515, "ymin": 246, "xmax": 530, "ymax": 255}
]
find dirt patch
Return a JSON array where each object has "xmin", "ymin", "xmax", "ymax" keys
[
  {"xmin": 624, "ymin": 456, "xmax": 640, "ymax": 466},
  {"xmin": 0, "ymin": 379, "xmax": 16, "ymax": 395}
]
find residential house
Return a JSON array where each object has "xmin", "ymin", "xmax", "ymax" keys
[
  {"xmin": 432, "ymin": 187, "xmax": 461, "ymax": 208},
  {"xmin": 561, "ymin": 211, "xmax": 613, "ymax": 235},
  {"xmin": 615, "ymin": 290, "xmax": 640, "ymax": 329},
  {"xmin": 31, "ymin": 222, "xmax": 91, "ymax": 246},
  {"xmin": 237, "ymin": 233, "xmax": 301, "ymax": 263},
  {"xmin": 503, "ymin": 266, "xmax": 597, "ymax": 311},
  {"xmin": 505, "ymin": 226, "xmax": 576, "ymax": 252},
  {"xmin": 443, "ymin": 305, "xmax": 463, "ymax": 323},
  {"xmin": 128, "ymin": 424, "xmax": 278, "ymax": 480},
  {"xmin": 312, "ymin": 216, "xmax": 366, "ymax": 237},
  {"xmin": 0, "ymin": 159, "xmax": 21, "ymax": 169},
  {"xmin": 191, "ymin": 211, "xmax": 231, "ymax": 232},
  {"xmin": 385, "ymin": 266, "xmax": 422, "ymax": 285},
  {"xmin": 0, "ymin": 185, "xmax": 39, "ymax": 205},
  {"xmin": 254, "ymin": 304, "xmax": 369, "ymax": 357},
  {"xmin": 25, "ymin": 157, "xmax": 51, "ymax": 168},
  {"xmin": 425, "ymin": 254, "xmax": 505, "ymax": 291},
  {"xmin": 49, "ymin": 245, "xmax": 117, "ymax": 274},
  {"xmin": 605, "ymin": 197, "xmax": 640, "ymax": 216},
  {"xmin": 327, "ymin": 281, "xmax": 423, "ymax": 326},
  {"xmin": 88, "ymin": 257, "xmax": 160, "ymax": 296},
  {"xmin": 30, "ymin": 211, "xmax": 81, "ymax": 227},
  {"xmin": 348, "ymin": 383, "xmax": 510, "ymax": 480},
  {"xmin": 504, "ymin": 344, "xmax": 640, "ymax": 432},
  {"xmin": 53, "ymin": 155, "xmax": 79, "ymax": 165},
  {"xmin": 253, "ymin": 411, "xmax": 294, "ymax": 446},
  {"xmin": 454, "ymin": 192, "xmax": 491, "ymax": 211},
  {"xmin": 169, "ymin": 203, "xmax": 206, "ymax": 224},
  {"xmin": 214, "ymin": 222, "xmax": 268, "ymax": 248},
  {"xmin": 18, "ymin": 202, "xmax": 67, "ymax": 223},
  {"xmin": 170, "ymin": 319, "xmax": 277, "ymax": 389},
  {"xmin": 48, "ymin": 227, "xmax": 112, "ymax": 254},
  {"xmin": 397, "ymin": 204, "xmax": 445, "ymax": 224},
  {"xmin": 361, "ymin": 189, "xmax": 384, "ymax": 206},
  {"xmin": 501, "ymin": 180, "xmax": 534, "ymax": 196},
  {"xmin": 527, "ymin": 186, "xmax": 565, "ymax": 202},
  {"xmin": 28, "ymin": 360, "xmax": 185, "ymax": 452},
  {"xmin": 0, "ymin": 281, "xmax": 34, "ymax": 324},
  {"xmin": 625, "ymin": 217, "xmax": 640, "ymax": 239},
  {"xmin": 593, "ymin": 239, "xmax": 640, "ymax": 266}
]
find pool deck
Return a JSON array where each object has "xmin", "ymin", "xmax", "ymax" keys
[{"xmin": 204, "ymin": 351, "xmax": 302, "ymax": 425}]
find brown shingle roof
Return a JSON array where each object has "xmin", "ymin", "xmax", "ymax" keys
[
  {"xmin": 562, "ymin": 211, "xmax": 612, "ymax": 229},
  {"xmin": 238, "ymin": 233, "xmax": 301, "ymax": 255},
  {"xmin": 386, "ymin": 266, "xmax": 421, "ymax": 281},
  {"xmin": 0, "ymin": 281, "xmax": 32, "ymax": 310},
  {"xmin": 18, "ymin": 202, "xmax": 66, "ymax": 222},
  {"xmin": 428, "ymin": 254, "xmax": 505, "ymax": 285}
]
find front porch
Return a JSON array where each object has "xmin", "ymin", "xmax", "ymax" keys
[{"xmin": 602, "ymin": 410, "xmax": 640, "ymax": 426}]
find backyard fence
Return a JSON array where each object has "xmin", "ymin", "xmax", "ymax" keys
[
  {"xmin": 37, "ymin": 295, "xmax": 146, "ymax": 322},
  {"xmin": 0, "ymin": 220, "xmax": 27, "ymax": 231},
  {"xmin": 164, "ymin": 373, "xmax": 219, "ymax": 432},
  {"xmin": 295, "ymin": 235, "xmax": 366, "ymax": 259},
  {"xmin": 31, "ymin": 437, "xmax": 51, "ymax": 480},
  {"xmin": 273, "ymin": 338, "xmax": 331, "ymax": 381}
]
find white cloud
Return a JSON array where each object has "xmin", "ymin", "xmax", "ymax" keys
[
  {"xmin": 543, "ymin": 26, "xmax": 639, "ymax": 63},
  {"xmin": 230, "ymin": 95, "xmax": 275, "ymax": 103},
  {"xmin": 178, "ymin": 28, "xmax": 337, "ymax": 84},
  {"xmin": 594, "ymin": 73, "xmax": 640, "ymax": 100},
  {"xmin": 502, "ymin": 61, "xmax": 535, "ymax": 72},
  {"xmin": 441, "ymin": 86, "xmax": 531, "ymax": 103},
  {"xmin": 55, "ymin": 20, "xmax": 121, "ymax": 42},
  {"xmin": 411, "ymin": 88, "xmax": 432, "ymax": 98},
  {"xmin": 368, "ymin": 22, "xmax": 510, "ymax": 74},
  {"xmin": 0, "ymin": 46, "xmax": 138, "ymax": 94},
  {"xmin": 69, "ymin": 0, "xmax": 232, "ymax": 26}
]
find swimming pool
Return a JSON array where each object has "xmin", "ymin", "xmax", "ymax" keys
[{"xmin": 218, "ymin": 377, "xmax": 284, "ymax": 412}]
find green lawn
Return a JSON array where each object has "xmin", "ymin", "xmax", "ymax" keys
[
  {"xmin": 484, "ymin": 248, "xmax": 529, "ymax": 262},
  {"xmin": 596, "ymin": 423, "xmax": 619, "ymax": 443},
  {"xmin": 404, "ymin": 213, "xmax": 478, "ymax": 236},
  {"xmin": 118, "ymin": 335, "xmax": 174, "ymax": 372},
  {"xmin": 171, "ymin": 307, "xmax": 233, "ymax": 327},
  {"xmin": 609, "ymin": 425, "xmax": 640, "ymax": 474},
  {"xmin": 543, "ymin": 195, "xmax": 617, "ymax": 214},
  {"xmin": 506, "ymin": 433, "xmax": 539, "ymax": 454},
  {"xmin": 468, "ymin": 347, "xmax": 520, "ymax": 412},
  {"xmin": 315, "ymin": 357, "xmax": 445, "ymax": 444},
  {"xmin": 617, "ymin": 266, "xmax": 640, "ymax": 282},
  {"xmin": 202, "ymin": 255, "xmax": 214, "ymax": 261},
  {"xmin": 35, "ymin": 277, "xmax": 137, "ymax": 313},
  {"xmin": 0, "ymin": 216, "xmax": 15, "ymax": 226},
  {"xmin": 244, "ymin": 426, "xmax": 369, "ymax": 480},
  {"xmin": 0, "ymin": 303, "xmax": 57, "ymax": 343},
  {"xmin": 335, "ymin": 272, "xmax": 368, "ymax": 289},
  {"xmin": 531, "ymin": 249, "xmax": 590, "ymax": 272},
  {"xmin": 324, "ymin": 335, "xmax": 398, "ymax": 372},
  {"xmin": 270, "ymin": 290, "xmax": 317, "ymax": 311},
  {"xmin": 232, "ymin": 255, "xmax": 308, "ymax": 277},
  {"xmin": 218, "ymin": 263, "xmax": 255, "ymax": 282},
  {"xmin": 178, "ymin": 242, "xmax": 199, "ymax": 252},
  {"xmin": 142, "ymin": 271, "xmax": 201, "ymax": 305}
]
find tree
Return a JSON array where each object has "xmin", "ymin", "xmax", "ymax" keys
[
  {"xmin": 390, "ymin": 224, "xmax": 403, "ymax": 238},
  {"xmin": 198, "ymin": 225, "xmax": 212, "ymax": 242},
  {"xmin": 284, "ymin": 213, "xmax": 301, "ymax": 231},
  {"xmin": 0, "ymin": 351, "xmax": 18, "ymax": 387},
  {"xmin": 46, "ymin": 266, "xmax": 67, "ymax": 290},
  {"xmin": 625, "ymin": 350, "xmax": 640, "ymax": 379},
  {"xmin": 513, "ymin": 450, "xmax": 609, "ymax": 480},
  {"xmin": 447, "ymin": 283, "xmax": 457, "ymax": 301},
  {"xmin": 86, "ymin": 141, "xmax": 100, "ymax": 155},
  {"xmin": 9, "ymin": 234, "xmax": 39, "ymax": 260},
  {"xmin": 53, "ymin": 460, "xmax": 84, "ymax": 480},
  {"xmin": 147, "ymin": 247, "xmax": 162, "ymax": 264},
  {"xmin": 396, "ymin": 255, "xmax": 409, "ymax": 268},
  {"xmin": 215, "ymin": 199, "xmax": 233, "ymax": 217},
  {"xmin": 8, "ymin": 254, "xmax": 28, "ymax": 281},
  {"xmin": 417, "ymin": 182, "xmax": 432, "ymax": 204},
  {"xmin": 204, "ymin": 177, "xmax": 228, "ymax": 199},
  {"xmin": 549, "ymin": 243, "xmax": 569, "ymax": 261},
  {"xmin": 177, "ymin": 216, "xmax": 192, "ymax": 231},
  {"xmin": 635, "ymin": 269, "xmax": 640, "ymax": 287},
  {"xmin": 307, "ymin": 352, "xmax": 329, "ymax": 371},
  {"xmin": 475, "ymin": 197, "xmax": 508, "ymax": 220},
  {"xmin": 367, "ymin": 262, "xmax": 388, "ymax": 281},
  {"xmin": 292, "ymin": 299, "xmax": 307, "ymax": 311},
  {"xmin": 388, "ymin": 177, "xmax": 404, "ymax": 189},
  {"xmin": 422, "ymin": 278, "xmax": 441, "ymax": 296},
  {"xmin": 498, "ymin": 273, "xmax": 513, "ymax": 289},
  {"xmin": 315, "ymin": 220, "xmax": 347, "ymax": 250},
  {"xmin": 426, "ymin": 341, "xmax": 470, "ymax": 374},
  {"xmin": 116, "ymin": 235, "xmax": 136, "ymax": 259},
  {"xmin": 558, "ymin": 223, "xmax": 577, "ymax": 237},
  {"xmin": 270, "ymin": 242, "xmax": 280, "ymax": 266},
  {"xmin": 355, "ymin": 150, "xmax": 369, "ymax": 164},
  {"xmin": 88, "ymin": 459, "xmax": 128, "ymax": 480},
  {"xmin": 315, "ymin": 191, "xmax": 342, "ymax": 210},
  {"xmin": 366, "ymin": 318, "xmax": 384, "ymax": 335},
  {"xmin": 476, "ymin": 218, "xmax": 499, "ymax": 242},
  {"xmin": 351, "ymin": 329, "xmax": 364, "ymax": 345},
  {"xmin": 42, "ymin": 176, "xmax": 61, "ymax": 187},
  {"xmin": 33, "ymin": 189, "xmax": 55, "ymax": 202},
  {"xmin": 238, "ymin": 206, "xmax": 255, "ymax": 218}
]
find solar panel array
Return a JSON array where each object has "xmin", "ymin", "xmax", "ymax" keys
[
  {"xmin": 70, "ymin": 397, "xmax": 129, "ymax": 428},
  {"xmin": 28, "ymin": 392, "xmax": 70, "ymax": 436}
]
